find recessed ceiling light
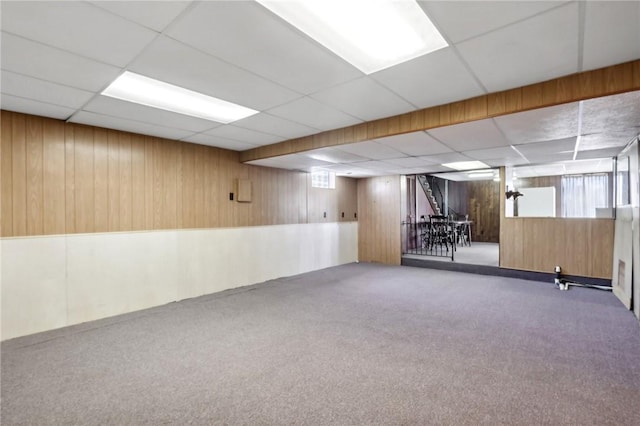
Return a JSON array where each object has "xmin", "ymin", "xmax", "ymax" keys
[
  {"xmin": 257, "ymin": 0, "xmax": 448, "ymax": 74},
  {"xmin": 101, "ymin": 71, "xmax": 258, "ymax": 124},
  {"xmin": 442, "ymin": 161, "xmax": 490, "ymax": 171},
  {"xmin": 467, "ymin": 171, "xmax": 494, "ymax": 178}
]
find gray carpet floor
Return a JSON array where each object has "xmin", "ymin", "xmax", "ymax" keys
[{"xmin": 2, "ymin": 263, "xmax": 640, "ymax": 425}]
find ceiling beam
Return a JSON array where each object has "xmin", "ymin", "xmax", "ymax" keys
[{"xmin": 240, "ymin": 59, "xmax": 640, "ymax": 163}]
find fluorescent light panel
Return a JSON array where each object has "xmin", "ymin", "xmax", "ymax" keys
[
  {"xmin": 257, "ymin": 0, "xmax": 448, "ymax": 74},
  {"xmin": 102, "ymin": 72, "xmax": 258, "ymax": 124},
  {"xmin": 467, "ymin": 172, "xmax": 494, "ymax": 178},
  {"xmin": 442, "ymin": 161, "xmax": 490, "ymax": 171}
]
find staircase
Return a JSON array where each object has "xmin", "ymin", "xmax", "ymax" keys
[{"xmin": 417, "ymin": 175, "xmax": 442, "ymax": 216}]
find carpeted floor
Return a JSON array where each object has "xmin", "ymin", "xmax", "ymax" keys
[{"xmin": 2, "ymin": 263, "xmax": 640, "ymax": 425}]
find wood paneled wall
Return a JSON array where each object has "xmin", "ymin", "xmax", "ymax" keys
[
  {"xmin": 467, "ymin": 180, "xmax": 500, "ymax": 243},
  {"xmin": 357, "ymin": 176, "xmax": 401, "ymax": 265},
  {"xmin": 241, "ymin": 60, "xmax": 640, "ymax": 162},
  {"xmin": 0, "ymin": 111, "xmax": 357, "ymax": 237},
  {"xmin": 499, "ymin": 167, "xmax": 614, "ymax": 279},
  {"xmin": 307, "ymin": 176, "xmax": 358, "ymax": 223},
  {"xmin": 500, "ymin": 218, "xmax": 614, "ymax": 279}
]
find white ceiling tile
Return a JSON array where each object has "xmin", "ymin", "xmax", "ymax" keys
[
  {"xmin": 579, "ymin": 131, "xmax": 639, "ymax": 151},
  {"xmin": 203, "ymin": 125, "xmax": 283, "ymax": 146},
  {"xmin": 416, "ymin": 165, "xmax": 452, "ymax": 174},
  {"xmin": 353, "ymin": 160, "xmax": 397, "ymax": 172},
  {"xmin": 575, "ymin": 147, "xmax": 624, "ymax": 160},
  {"xmin": 371, "ymin": 47, "xmax": 485, "ymax": 108},
  {"xmin": 383, "ymin": 157, "xmax": 431, "ymax": 168},
  {"xmin": 70, "ymin": 111, "xmax": 193, "ymax": 141},
  {"xmin": 182, "ymin": 133, "xmax": 259, "ymax": 151},
  {"xmin": 513, "ymin": 163, "xmax": 566, "ymax": 178},
  {"xmin": 515, "ymin": 137, "xmax": 577, "ymax": 155},
  {"xmin": 494, "ymin": 102, "xmax": 579, "ymax": 144},
  {"xmin": 518, "ymin": 158, "xmax": 614, "ymax": 177},
  {"xmin": 427, "ymin": 119, "xmax": 511, "ymax": 151},
  {"xmin": 283, "ymin": 153, "xmax": 336, "ymax": 169},
  {"xmin": 398, "ymin": 167, "xmax": 439, "ymax": 175},
  {"xmin": 1, "ymin": 2, "xmax": 157, "ymax": 67},
  {"xmin": 244, "ymin": 153, "xmax": 313, "ymax": 171},
  {"xmin": 1, "ymin": 94, "xmax": 75, "ymax": 120},
  {"xmin": 233, "ymin": 113, "xmax": 320, "ymax": 140},
  {"xmin": 305, "ymin": 147, "xmax": 368, "ymax": 164},
  {"xmin": 1, "ymin": 71, "xmax": 94, "ymax": 109},
  {"xmin": 383, "ymin": 167, "xmax": 420, "ymax": 176},
  {"xmin": 463, "ymin": 146, "xmax": 523, "ymax": 161},
  {"xmin": 524, "ymin": 152, "xmax": 575, "ymax": 164},
  {"xmin": 563, "ymin": 158, "xmax": 613, "ymax": 174},
  {"xmin": 418, "ymin": 152, "xmax": 472, "ymax": 164},
  {"xmin": 90, "ymin": 1, "xmax": 191, "ymax": 32},
  {"xmin": 245, "ymin": 157, "xmax": 292, "ymax": 169},
  {"xmin": 582, "ymin": 1, "xmax": 640, "ymax": 71},
  {"xmin": 376, "ymin": 131, "xmax": 453, "ymax": 156},
  {"xmin": 319, "ymin": 163, "xmax": 386, "ymax": 178},
  {"xmin": 515, "ymin": 137, "xmax": 577, "ymax": 162},
  {"xmin": 310, "ymin": 77, "xmax": 414, "ymax": 121},
  {"xmin": 130, "ymin": 36, "xmax": 300, "ymax": 111},
  {"xmin": 1, "ymin": 33, "xmax": 122, "ymax": 91},
  {"xmin": 419, "ymin": 1, "xmax": 566, "ymax": 44},
  {"xmin": 456, "ymin": 2, "xmax": 579, "ymax": 92},
  {"xmin": 266, "ymin": 97, "xmax": 361, "ymax": 131},
  {"xmin": 581, "ymin": 91, "xmax": 640, "ymax": 135},
  {"xmin": 484, "ymin": 157, "xmax": 529, "ymax": 167},
  {"xmin": 167, "ymin": 1, "xmax": 362, "ymax": 94},
  {"xmin": 82, "ymin": 95, "xmax": 222, "ymax": 133},
  {"xmin": 335, "ymin": 141, "xmax": 405, "ymax": 160}
]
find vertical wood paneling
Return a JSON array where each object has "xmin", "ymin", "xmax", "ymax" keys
[
  {"xmin": 181, "ymin": 143, "xmax": 196, "ymax": 228},
  {"xmin": 194, "ymin": 145, "xmax": 210, "ymax": 228},
  {"xmin": 175, "ymin": 140, "xmax": 183, "ymax": 229},
  {"xmin": 64, "ymin": 124, "xmax": 76, "ymax": 234},
  {"xmin": 501, "ymin": 217, "xmax": 613, "ymax": 279},
  {"xmin": 130, "ymin": 134, "xmax": 145, "ymax": 231},
  {"xmin": 119, "ymin": 132, "xmax": 132, "ymax": 231},
  {"xmin": 26, "ymin": 116, "xmax": 44, "ymax": 235},
  {"xmin": 467, "ymin": 180, "xmax": 500, "ymax": 243},
  {"xmin": 74, "ymin": 125, "xmax": 95, "ymax": 233},
  {"xmin": 1, "ymin": 111, "xmax": 358, "ymax": 238},
  {"xmin": 42, "ymin": 118, "xmax": 65, "ymax": 235},
  {"xmin": 93, "ymin": 128, "xmax": 108, "ymax": 232},
  {"xmin": 107, "ymin": 130, "xmax": 120, "ymax": 231},
  {"xmin": 11, "ymin": 113, "xmax": 27, "ymax": 236},
  {"xmin": 357, "ymin": 176, "xmax": 401, "ymax": 265},
  {"xmin": 161, "ymin": 140, "xmax": 179, "ymax": 229},
  {"xmin": 143, "ymin": 136, "xmax": 154, "ymax": 230},
  {"xmin": 1, "ymin": 111, "xmax": 14, "ymax": 236},
  {"xmin": 217, "ymin": 149, "xmax": 234, "ymax": 227},
  {"xmin": 152, "ymin": 138, "xmax": 166, "ymax": 229}
]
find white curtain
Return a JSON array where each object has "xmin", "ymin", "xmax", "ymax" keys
[{"xmin": 561, "ymin": 174, "xmax": 609, "ymax": 217}]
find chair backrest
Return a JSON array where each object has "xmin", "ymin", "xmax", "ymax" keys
[{"xmin": 429, "ymin": 215, "xmax": 448, "ymax": 223}]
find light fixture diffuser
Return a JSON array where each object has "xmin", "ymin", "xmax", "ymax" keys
[
  {"xmin": 466, "ymin": 171, "xmax": 494, "ymax": 178},
  {"xmin": 101, "ymin": 71, "xmax": 258, "ymax": 124},
  {"xmin": 257, "ymin": 0, "xmax": 448, "ymax": 74},
  {"xmin": 442, "ymin": 161, "xmax": 490, "ymax": 171}
]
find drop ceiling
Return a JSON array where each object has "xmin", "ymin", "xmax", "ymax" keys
[{"xmin": 2, "ymin": 1, "xmax": 639, "ymax": 178}]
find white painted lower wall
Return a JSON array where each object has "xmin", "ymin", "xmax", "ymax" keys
[{"xmin": 1, "ymin": 222, "xmax": 358, "ymax": 341}]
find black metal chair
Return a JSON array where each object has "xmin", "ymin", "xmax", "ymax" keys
[{"xmin": 428, "ymin": 215, "xmax": 454, "ymax": 252}]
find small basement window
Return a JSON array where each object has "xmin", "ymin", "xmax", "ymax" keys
[{"xmin": 311, "ymin": 170, "xmax": 336, "ymax": 189}]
